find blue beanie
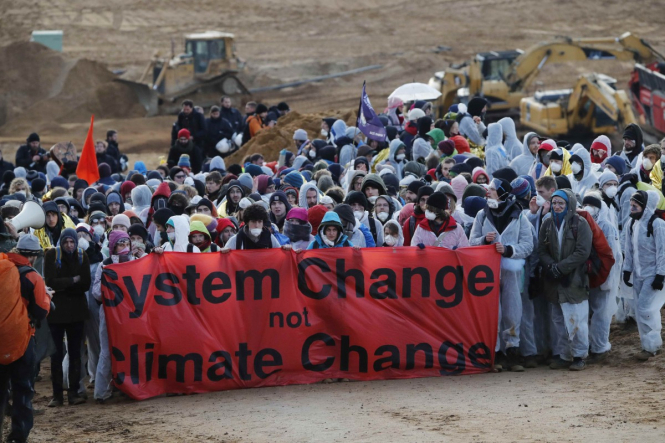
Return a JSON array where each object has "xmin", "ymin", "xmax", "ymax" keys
[
  {"xmin": 178, "ymin": 154, "xmax": 191, "ymax": 168},
  {"xmin": 51, "ymin": 176, "xmax": 69, "ymax": 189},
  {"xmin": 605, "ymin": 156, "xmax": 626, "ymax": 176},
  {"xmin": 283, "ymin": 171, "xmax": 304, "ymax": 189},
  {"xmin": 301, "ymin": 170, "xmax": 312, "ymax": 182},
  {"xmin": 244, "ymin": 164, "xmax": 263, "ymax": 177},
  {"xmin": 463, "ymin": 196, "xmax": 487, "ymax": 218},
  {"xmin": 510, "ymin": 177, "xmax": 531, "ymax": 199},
  {"xmin": 521, "ymin": 175, "xmax": 536, "ymax": 197},
  {"xmin": 134, "ymin": 161, "xmax": 147, "ymax": 175}
]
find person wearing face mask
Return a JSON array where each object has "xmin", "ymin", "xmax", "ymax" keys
[
  {"xmin": 380, "ymin": 139, "xmax": 407, "ymax": 179},
  {"xmin": 382, "ymin": 219, "xmax": 404, "ymax": 247},
  {"xmin": 128, "ymin": 223, "xmax": 151, "ymax": 258},
  {"xmin": 91, "ymin": 229, "xmax": 134, "ymax": 403},
  {"xmin": 634, "ymin": 144, "xmax": 661, "ymax": 185},
  {"xmin": 403, "ymin": 185, "xmax": 434, "ymax": 246},
  {"xmin": 567, "ymin": 147, "xmax": 598, "ymax": 200},
  {"xmin": 307, "ymin": 211, "xmax": 356, "ymax": 249},
  {"xmin": 320, "ymin": 118, "xmax": 336, "ymax": 144},
  {"xmin": 613, "ymin": 123, "xmax": 644, "ymax": 169},
  {"xmin": 528, "ymin": 139, "xmax": 554, "ymax": 180},
  {"xmin": 157, "ymin": 215, "xmax": 201, "ymax": 253},
  {"xmin": 411, "ymin": 191, "xmax": 469, "ymax": 249},
  {"xmin": 283, "ymin": 208, "xmax": 314, "ymax": 250},
  {"xmin": 332, "ymin": 204, "xmax": 373, "ymax": 248},
  {"xmin": 373, "ymin": 195, "xmax": 396, "ymax": 224},
  {"xmin": 470, "ymin": 178, "xmax": 534, "ymax": 372},
  {"xmin": 345, "ymin": 191, "xmax": 383, "ymax": 247},
  {"xmin": 537, "ymin": 189, "xmax": 593, "ymax": 371},
  {"xmin": 580, "ymin": 192, "xmax": 623, "ymax": 363},
  {"xmin": 623, "ymin": 190, "xmax": 665, "ymax": 360},
  {"xmin": 223, "ymin": 204, "xmax": 287, "ymax": 251},
  {"xmin": 598, "ymin": 170, "xmax": 620, "ymax": 227},
  {"xmin": 44, "ymin": 228, "xmax": 91, "ymax": 406},
  {"xmin": 545, "ymin": 147, "xmax": 572, "ymax": 177}
]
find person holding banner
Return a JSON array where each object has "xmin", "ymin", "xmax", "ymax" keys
[
  {"xmin": 223, "ymin": 204, "xmax": 289, "ymax": 251},
  {"xmin": 307, "ymin": 211, "xmax": 356, "ymax": 249},
  {"xmin": 470, "ymin": 178, "xmax": 534, "ymax": 372},
  {"xmin": 411, "ymin": 191, "xmax": 469, "ymax": 249}
]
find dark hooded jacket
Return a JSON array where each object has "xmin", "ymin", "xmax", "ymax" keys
[
  {"xmin": 204, "ymin": 115, "xmax": 235, "ymax": 158},
  {"xmin": 168, "ymin": 139, "xmax": 203, "ymax": 173}
]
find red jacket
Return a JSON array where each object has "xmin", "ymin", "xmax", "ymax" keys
[{"xmin": 402, "ymin": 212, "xmax": 425, "ymax": 246}]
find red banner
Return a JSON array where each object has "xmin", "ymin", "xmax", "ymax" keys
[{"xmin": 101, "ymin": 245, "xmax": 500, "ymax": 400}]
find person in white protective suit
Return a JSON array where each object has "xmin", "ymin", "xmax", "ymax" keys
[
  {"xmin": 581, "ymin": 192, "xmax": 622, "ymax": 362},
  {"xmin": 567, "ymin": 145, "xmax": 598, "ymax": 200},
  {"xmin": 498, "ymin": 117, "xmax": 523, "ymax": 161},
  {"xmin": 510, "ymin": 132, "xmax": 540, "ymax": 177},
  {"xmin": 469, "ymin": 178, "xmax": 534, "ymax": 372},
  {"xmin": 622, "ymin": 190, "xmax": 665, "ymax": 361},
  {"xmin": 484, "ymin": 123, "xmax": 509, "ymax": 179}
]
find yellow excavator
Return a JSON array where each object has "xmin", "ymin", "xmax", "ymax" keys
[
  {"xmin": 428, "ymin": 32, "xmax": 662, "ymax": 117},
  {"xmin": 117, "ymin": 31, "xmax": 250, "ymax": 116},
  {"xmin": 519, "ymin": 73, "xmax": 636, "ymax": 138}
]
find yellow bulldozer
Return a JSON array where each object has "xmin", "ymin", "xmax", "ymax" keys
[
  {"xmin": 428, "ymin": 32, "xmax": 662, "ymax": 118},
  {"xmin": 519, "ymin": 73, "xmax": 636, "ymax": 138},
  {"xmin": 118, "ymin": 31, "xmax": 250, "ymax": 116}
]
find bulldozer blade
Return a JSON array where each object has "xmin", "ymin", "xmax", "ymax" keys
[{"xmin": 115, "ymin": 79, "xmax": 160, "ymax": 117}]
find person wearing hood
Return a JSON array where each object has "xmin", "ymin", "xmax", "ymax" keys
[
  {"xmin": 458, "ymin": 97, "xmax": 487, "ymax": 150},
  {"xmin": 143, "ymin": 181, "xmax": 171, "ymax": 243},
  {"xmin": 131, "ymin": 184, "xmax": 153, "ymax": 224},
  {"xmin": 168, "ymin": 129, "xmax": 203, "ymax": 173},
  {"xmin": 382, "ymin": 219, "xmax": 404, "ymax": 247},
  {"xmin": 188, "ymin": 220, "xmax": 217, "ymax": 252},
  {"xmin": 214, "ymin": 218, "xmax": 237, "ymax": 249},
  {"xmin": 510, "ymin": 132, "xmax": 540, "ymax": 177},
  {"xmin": 269, "ymin": 191, "xmax": 291, "ymax": 233},
  {"xmin": 590, "ymin": 135, "xmax": 611, "ymax": 164},
  {"xmin": 528, "ymin": 139, "xmax": 555, "ymax": 180},
  {"xmin": 380, "ymin": 139, "xmax": 407, "ymax": 179},
  {"xmin": 320, "ymin": 117, "xmax": 336, "ymax": 144},
  {"xmin": 613, "ymin": 123, "xmax": 644, "ymax": 169},
  {"xmin": 106, "ymin": 191, "xmax": 125, "ymax": 216},
  {"xmin": 399, "ymin": 109, "xmax": 423, "ymax": 149},
  {"xmin": 329, "ymin": 120, "xmax": 348, "ymax": 147},
  {"xmin": 580, "ymin": 192, "xmax": 623, "ymax": 362},
  {"xmin": 373, "ymin": 195, "xmax": 396, "ymax": 225},
  {"xmin": 155, "ymin": 215, "xmax": 200, "ymax": 253},
  {"xmin": 545, "ymin": 147, "xmax": 572, "ymax": 177},
  {"xmin": 623, "ymin": 190, "xmax": 665, "ymax": 360},
  {"xmin": 219, "ymin": 180, "xmax": 245, "ymax": 217},
  {"xmin": 223, "ymin": 204, "xmax": 285, "ymax": 250},
  {"xmin": 411, "ymin": 191, "xmax": 469, "ymax": 249},
  {"xmin": 470, "ymin": 178, "xmax": 534, "ymax": 372},
  {"xmin": 333, "ymin": 204, "xmax": 374, "ymax": 247},
  {"xmin": 537, "ymin": 189, "xmax": 593, "ymax": 371},
  {"xmin": 120, "ymin": 181, "xmax": 136, "ymax": 207},
  {"xmin": 403, "ymin": 185, "xmax": 434, "ymax": 246},
  {"xmin": 598, "ymin": 169, "xmax": 620, "ymax": 227},
  {"xmin": 283, "ymin": 207, "xmax": 314, "ymax": 250},
  {"xmin": 91, "ymin": 229, "xmax": 135, "ymax": 403},
  {"xmin": 360, "ymin": 173, "xmax": 387, "ymax": 209},
  {"xmin": 472, "ymin": 167, "xmax": 490, "ymax": 185},
  {"xmin": 567, "ymin": 147, "xmax": 598, "ymax": 199},
  {"xmin": 498, "ymin": 117, "xmax": 522, "ymax": 161},
  {"xmin": 412, "ymin": 138, "xmax": 433, "ymax": 164},
  {"xmin": 307, "ymin": 211, "xmax": 355, "ymax": 249},
  {"xmin": 345, "ymin": 191, "xmax": 383, "ymax": 246},
  {"xmin": 346, "ymin": 170, "xmax": 367, "ymax": 194},
  {"xmin": 299, "ymin": 182, "xmax": 321, "ymax": 209},
  {"xmin": 44, "ymin": 228, "xmax": 91, "ymax": 406},
  {"xmin": 484, "ymin": 123, "xmax": 509, "ymax": 178},
  {"xmin": 633, "ymin": 144, "xmax": 661, "ymax": 185},
  {"xmin": 35, "ymin": 201, "xmax": 77, "ymax": 250},
  {"xmin": 128, "ymin": 223, "xmax": 151, "ymax": 258},
  {"xmin": 426, "ymin": 128, "xmax": 446, "ymax": 150}
]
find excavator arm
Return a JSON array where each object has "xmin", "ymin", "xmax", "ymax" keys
[
  {"xmin": 505, "ymin": 32, "xmax": 663, "ymax": 92},
  {"xmin": 565, "ymin": 73, "xmax": 636, "ymax": 129}
]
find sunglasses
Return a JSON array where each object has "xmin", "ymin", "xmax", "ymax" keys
[{"xmin": 175, "ymin": 174, "xmax": 186, "ymax": 179}]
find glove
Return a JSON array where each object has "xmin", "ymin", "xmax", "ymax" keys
[
  {"xmin": 652, "ymin": 274, "xmax": 664, "ymax": 291},
  {"xmin": 547, "ymin": 264, "xmax": 562, "ymax": 280},
  {"xmin": 623, "ymin": 271, "xmax": 633, "ymax": 288},
  {"xmin": 417, "ymin": 243, "xmax": 425, "ymax": 250}
]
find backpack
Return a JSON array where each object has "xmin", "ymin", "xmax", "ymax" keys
[
  {"xmin": 0, "ymin": 255, "xmax": 31, "ymax": 365},
  {"xmin": 409, "ymin": 216, "xmax": 417, "ymax": 239},
  {"xmin": 55, "ymin": 246, "xmax": 84, "ymax": 268},
  {"xmin": 569, "ymin": 211, "xmax": 615, "ymax": 289},
  {"xmin": 629, "ymin": 209, "xmax": 665, "ymax": 238}
]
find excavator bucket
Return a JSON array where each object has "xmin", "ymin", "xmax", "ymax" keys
[{"xmin": 115, "ymin": 79, "xmax": 160, "ymax": 117}]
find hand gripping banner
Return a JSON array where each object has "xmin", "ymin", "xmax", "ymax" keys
[{"xmin": 101, "ymin": 245, "xmax": 500, "ymax": 400}]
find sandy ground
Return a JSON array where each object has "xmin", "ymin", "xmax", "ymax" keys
[{"xmin": 2, "ymin": 323, "xmax": 664, "ymax": 443}]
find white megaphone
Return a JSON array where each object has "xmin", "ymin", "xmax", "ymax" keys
[{"xmin": 9, "ymin": 201, "xmax": 46, "ymax": 231}]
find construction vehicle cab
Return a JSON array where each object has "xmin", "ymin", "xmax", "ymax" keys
[{"xmin": 520, "ymin": 73, "xmax": 636, "ymax": 138}]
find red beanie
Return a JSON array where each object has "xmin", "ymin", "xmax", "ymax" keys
[
  {"xmin": 177, "ymin": 128, "xmax": 191, "ymax": 139},
  {"xmin": 307, "ymin": 205, "xmax": 329, "ymax": 236},
  {"xmin": 451, "ymin": 135, "xmax": 470, "ymax": 154}
]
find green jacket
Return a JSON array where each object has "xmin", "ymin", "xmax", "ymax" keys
[{"xmin": 537, "ymin": 189, "xmax": 592, "ymax": 304}]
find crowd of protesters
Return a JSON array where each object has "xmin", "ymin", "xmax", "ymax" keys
[{"xmin": 2, "ymin": 92, "xmax": 665, "ymax": 443}]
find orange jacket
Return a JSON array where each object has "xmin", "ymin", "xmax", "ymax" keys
[
  {"xmin": 0, "ymin": 253, "xmax": 50, "ymax": 364},
  {"xmin": 247, "ymin": 114, "xmax": 265, "ymax": 138}
]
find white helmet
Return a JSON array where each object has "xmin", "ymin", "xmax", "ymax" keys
[
  {"xmin": 216, "ymin": 138, "xmax": 231, "ymax": 154},
  {"xmin": 233, "ymin": 132, "xmax": 243, "ymax": 148}
]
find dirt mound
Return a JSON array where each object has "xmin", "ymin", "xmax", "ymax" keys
[
  {"xmin": 0, "ymin": 41, "xmax": 145, "ymax": 134},
  {"xmin": 225, "ymin": 109, "xmax": 357, "ymax": 164}
]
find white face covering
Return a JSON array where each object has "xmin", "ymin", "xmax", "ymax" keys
[
  {"xmin": 583, "ymin": 205, "xmax": 599, "ymax": 218},
  {"xmin": 536, "ymin": 195, "xmax": 546, "ymax": 207},
  {"xmin": 250, "ymin": 228, "xmax": 262, "ymax": 237},
  {"xmin": 376, "ymin": 212, "xmax": 389, "ymax": 222},
  {"xmin": 395, "ymin": 153, "xmax": 406, "ymax": 161},
  {"xmin": 16, "ymin": 190, "xmax": 26, "ymax": 196},
  {"xmin": 643, "ymin": 158, "xmax": 654, "ymax": 171},
  {"xmin": 425, "ymin": 210, "xmax": 437, "ymax": 220},
  {"xmin": 571, "ymin": 162, "xmax": 582, "ymax": 174},
  {"xmin": 550, "ymin": 162, "xmax": 562, "ymax": 173},
  {"xmin": 321, "ymin": 129, "xmax": 328, "ymax": 137},
  {"xmin": 604, "ymin": 185, "xmax": 618, "ymax": 199},
  {"xmin": 167, "ymin": 232, "xmax": 175, "ymax": 241},
  {"xmin": 309, "ymin": 150, "xmax": 316, "ymax": 159},
  {"xmin": 487, "ymin": 199, "xmax": 499, "ymax": 209},
  {"xmin": 93, "ymin": 225, "xmax": 105, "ymax": 238},
  {"xmin": 78, "ymin": 238, "xmax": 90, "ymax": 251},
  {"xmin": 384, "ymin": 235, "xmax": 397, "ymax": 246},
  {"xmin": 368, "ymin": 196, "xmax": 378, "ymax": 204},
  {"xmin": 323, "ymin": 237, "xmax": 335, "ymax": 247},
  {"xmin": 353, "ymin": 211, "xmax": 364, "ymax": 220}
]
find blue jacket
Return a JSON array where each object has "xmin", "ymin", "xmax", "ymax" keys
[{"xmin": 307, "ymin": 212, "xmax": 353, "ymax": 249}]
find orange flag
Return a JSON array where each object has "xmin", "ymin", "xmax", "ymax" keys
[{"xmin": 76, "ymin": 115, "xmax": 99, "ymax": 186}]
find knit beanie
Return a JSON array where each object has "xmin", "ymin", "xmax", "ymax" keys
[
  {"xmin": 178, "ymin": 154, "xmax": 191, "ymax": 168},
  {"xmin": 451, "ymin": 175, "xmax": 468, "ymax": 203},
  {"xmin": 111, "ymin": 214, "xmax": 131, "ymax": 229}
]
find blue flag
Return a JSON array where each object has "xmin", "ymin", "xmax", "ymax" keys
[{"xmin": 357, "ymin": 83, "xmax": 387, "ymax": 142}]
